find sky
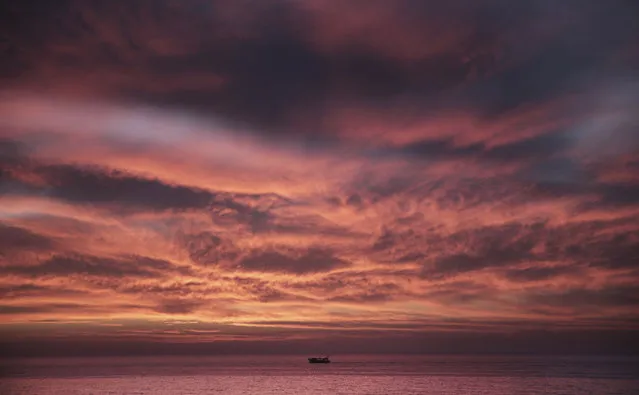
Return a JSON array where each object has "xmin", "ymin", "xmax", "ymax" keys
[{"xmin": 0, "ymin": 0, "xmax": 638, "ymax": 356}]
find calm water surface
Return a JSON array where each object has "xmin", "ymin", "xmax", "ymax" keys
[{"xmin": 1, "ymin": 355, "xmax": 638, "ymax": 394}]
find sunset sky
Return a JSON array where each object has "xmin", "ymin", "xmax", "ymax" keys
[{"xmin": 1, "ymin": 0, "xmax": 638, "ymax": 356}]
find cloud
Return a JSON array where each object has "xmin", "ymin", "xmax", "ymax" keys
[
  {"xmin": 528, "ymin": 285, "xmax": 639, "ymax": 309},
  {"xmin": 482, "ymin": 131, "xmax": 572, "ymax": 162},
  {"xmin": 0, "ymin": 139, "xmax": 28, "ymax": 165},
  {"xmin": 418, "ymin": 223, "xmax": 539, "ymax": 278},
  {"xmin": 229, "ymin": 276, "xmax": 311, "ymax": 303},
  {"xmin": 0, "ymin": 303, "xmax": 88, "ymax": 315},
  {"xmin": 238, "ymin": 248, "xmax": 351, "ymax": 274},
  {"xmin": 1, "ymin": 162, "xmax": 215, "ymax": 212},
  {"xmin": 0, "ymin": 224, "xmax": 55, "ymax": 253},
  {"xmin": 328, "ymin": 287, "xmax": 402, "ymax": 304},
  {"xmin": 282, "ymin": 269, "xmax": 413, "ymax": 303},
  {"xmin": 502, "ymin": 265, "xmax": 583, "ymax": 282},
  {"xmin": 4, "ymin": 0, "xmax": 635, "ymax": 137},
  {"xmin": 3, "ymin": 254, "xmax": 187, "ymax": 279},
  {"xmin": 596, "ymin": 183, "xmax": 639, "ymax": 208},
  {"xmin": 418, "ymin": 218, "xmax": 639, "ymax": 279},
  {"xmin": 207, "ymin": 193, "xmax": 293, "ymax": 233},
  {"xmin": 181, "ymin": 232, "xmax": 239, "ymax": 267},
  {"xmin": 154, "ymin": 299, "xmax": 204, "ymax": 315},
  {"xmin": 0, "ymin": 284, "xmax": 87, "ymax": 300},
  {"xmin": 422, "ymin": 281, "xmax": 496, "ymax": 305}
]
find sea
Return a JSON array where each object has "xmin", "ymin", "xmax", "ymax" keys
[{"xmin": 1, "ymin": 354, "xmax": 638, "ymax": 394}]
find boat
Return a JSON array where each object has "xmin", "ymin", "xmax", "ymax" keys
[{"xmin": 308, "ymin": 356, "xmax": 330, "ymax": 363}]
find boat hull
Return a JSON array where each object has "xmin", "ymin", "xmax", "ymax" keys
[{"xmin": 308, "ymin": 357, "xmax": 330, "ymax": 363}]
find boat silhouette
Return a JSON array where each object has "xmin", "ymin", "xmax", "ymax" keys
[{"xmin": 308, "ymin": 356, "xmax": 330, "ymax": 363}]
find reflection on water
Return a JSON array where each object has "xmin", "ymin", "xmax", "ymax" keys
[{"xmin": 1, "ymin": 355, "xmax": 638, "ymax": 394}]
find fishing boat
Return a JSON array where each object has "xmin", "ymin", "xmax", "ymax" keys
[{"xmin": 308, "ymin": 356, "xmax": 330, "ymax": 363}]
